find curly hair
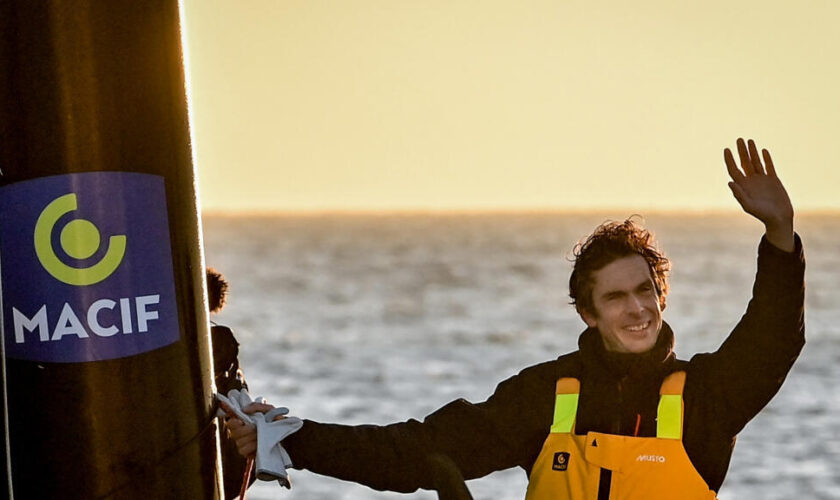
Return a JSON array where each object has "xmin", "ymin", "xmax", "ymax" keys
[
  {"xmin": 206, "ymin": 267, "xmax": 229, "ymax": 313},
  {"xmin": 569, "ymin": 218, "xmax": 670, "ymax": 317}
]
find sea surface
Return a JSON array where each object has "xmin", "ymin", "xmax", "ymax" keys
[{"xmin": 203, "ymin": 212, "xmax": 840, "ymax": 500}]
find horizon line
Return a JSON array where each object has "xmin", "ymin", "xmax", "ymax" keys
[{"xmin": 200, "ymin": 206, "xmax": 840, "ymax": 217}]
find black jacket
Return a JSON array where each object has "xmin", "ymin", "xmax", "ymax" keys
[
  {"xmin": 212, "ymin": 324, "xmax": 254, "ymax": 500},
  {"xmin": 283, "ymin": 235, "xmax": 805, "ymax": 494}
]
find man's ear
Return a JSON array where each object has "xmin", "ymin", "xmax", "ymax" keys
[{"xmin": 580, "ymin": 308, "xmax": 598, "ymax": 328}]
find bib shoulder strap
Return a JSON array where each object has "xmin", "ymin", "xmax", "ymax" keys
[
  {"xmin": 555, "ymin": 377, "xmax": 580, "ymax": 395},
  {"xmin": 657, "ymin": 371, "xmax": 687, "ymax": 440},
  {"xmin": 551, "ymin": 378, "xmax": 580, "ymax": 434},
  {"xmin": 660, "ymin": 370, "xmax": 687, "ymax": 396}
]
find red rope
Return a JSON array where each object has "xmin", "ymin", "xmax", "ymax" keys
[
  {"xmin": 633, "ymin": 414, "xmax": 642, "ymax": 437},
  {"xmin": 238, "ymin": 456, "xmax": 255, "ymax": 500}
]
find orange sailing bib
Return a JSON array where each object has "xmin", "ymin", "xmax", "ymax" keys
[{"xmin": 525, "ymin": 372, "xmax": 718, "ymax": 500}]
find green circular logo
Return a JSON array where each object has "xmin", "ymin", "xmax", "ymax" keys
[{"xmin": 34, "ymin": 193, "xmax": 127, "ymax": 286}]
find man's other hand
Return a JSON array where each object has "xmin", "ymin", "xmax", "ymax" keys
[{"xmin": 226, "ymin": 402, "xmax": 283, "ymax": 458}]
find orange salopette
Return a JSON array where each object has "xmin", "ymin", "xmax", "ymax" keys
[{"xmin": 525, "ymin": 372, "xmax": 718, "ymax": 499}]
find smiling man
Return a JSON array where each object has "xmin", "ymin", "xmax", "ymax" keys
[{"xmin": 227, "ymin": 138, "xmax": 805, "ymax": 499}]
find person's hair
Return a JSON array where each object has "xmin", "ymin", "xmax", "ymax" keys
[
  {"xmin": 206, "ymin": 267, "xmax": 229, "ymax": 313},
  {"xmin": 568, "ymin": 217, "xmax": 670, "ymax": 317}
]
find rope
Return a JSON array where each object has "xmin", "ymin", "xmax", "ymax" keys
[
  {"xmin": 238, "ymin": 456, "xmax": 255, "ymax": 500},
  {"xmin": 94, "ymin": 415, "xmax": 220, "ymax": 499}
]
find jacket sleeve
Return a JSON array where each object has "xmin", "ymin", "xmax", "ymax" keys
[
  {"xmin": 281, "ymin": 362, "xmax": 554, "ymax": 493},
  {"xmin": 687, "ymin": 234, "xmax": 805, "ymax": 436}
]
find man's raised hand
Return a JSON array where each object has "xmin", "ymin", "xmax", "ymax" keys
[{"xmin": 724, "ymin": 138, "xmax": 795, "ymax": 251}]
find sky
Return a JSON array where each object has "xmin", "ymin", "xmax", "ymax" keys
[{"xmin": 183, "ymin": 0, "xmax": 840, "ymax": 213}]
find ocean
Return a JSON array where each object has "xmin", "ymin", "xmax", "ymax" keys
[{"xmin": 203, "ymin": 212, "xmax": 840, "ymax": 500}]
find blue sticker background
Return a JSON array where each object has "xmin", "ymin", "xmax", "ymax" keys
[{"xmin": 0, "ymin": 172, "xmax": 181, "ymax": 362}]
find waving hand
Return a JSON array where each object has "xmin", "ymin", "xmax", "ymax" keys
[{"xmin": 724, "ymin": 138, "xmax": 795, "ymax": 251}]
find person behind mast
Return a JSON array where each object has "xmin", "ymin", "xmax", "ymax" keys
[{"xmin": 206, "ymin": 267, "xmax": 255, "ymax": 499}]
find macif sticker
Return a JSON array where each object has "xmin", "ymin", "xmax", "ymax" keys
[
  {"xmin": 0, "ymin": 172, "xmax": 181, "ymax": 363},
  {"xmin": 552, "ymin": 452, "xmax": 570, "ymax": 471}
]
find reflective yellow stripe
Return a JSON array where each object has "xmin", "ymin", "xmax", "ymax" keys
[
  {"xmin": 550, "ymin": 393, "xmax": 579, "ymax": 433},
  {"xmin": 656, "ymin": 394, "xmax": 682, "ymax": 439}
]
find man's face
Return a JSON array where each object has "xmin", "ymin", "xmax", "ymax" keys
[{"xmin": 580, "ymin": 254, "xmax": 663, "ymax": 353}]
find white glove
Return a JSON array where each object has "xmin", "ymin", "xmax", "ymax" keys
[{"xmin": 216, "ymin": 389, "xmax": 304, "ymax": 488}]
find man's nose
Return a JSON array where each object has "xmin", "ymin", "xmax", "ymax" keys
[{"xmin": 628, "ymin": 294, "xmax": 645, "ymax": 314}]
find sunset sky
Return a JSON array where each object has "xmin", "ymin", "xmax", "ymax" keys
[{"xmin": 183, "ymin": 0, "xmax": 839, "ymax": 213}]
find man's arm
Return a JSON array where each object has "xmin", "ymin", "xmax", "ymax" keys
[
  {"xmin": 227, "ymin": 362, "xmax": 556, "ymax": 493},
  {"xmin": 687, "ymin": 138, "xmax": 805, "ymax": 436}
]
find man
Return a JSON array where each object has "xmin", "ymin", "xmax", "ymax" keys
[{"xmin": 227, "ymin": 138, "xmax": 804, "ymax": 498}]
